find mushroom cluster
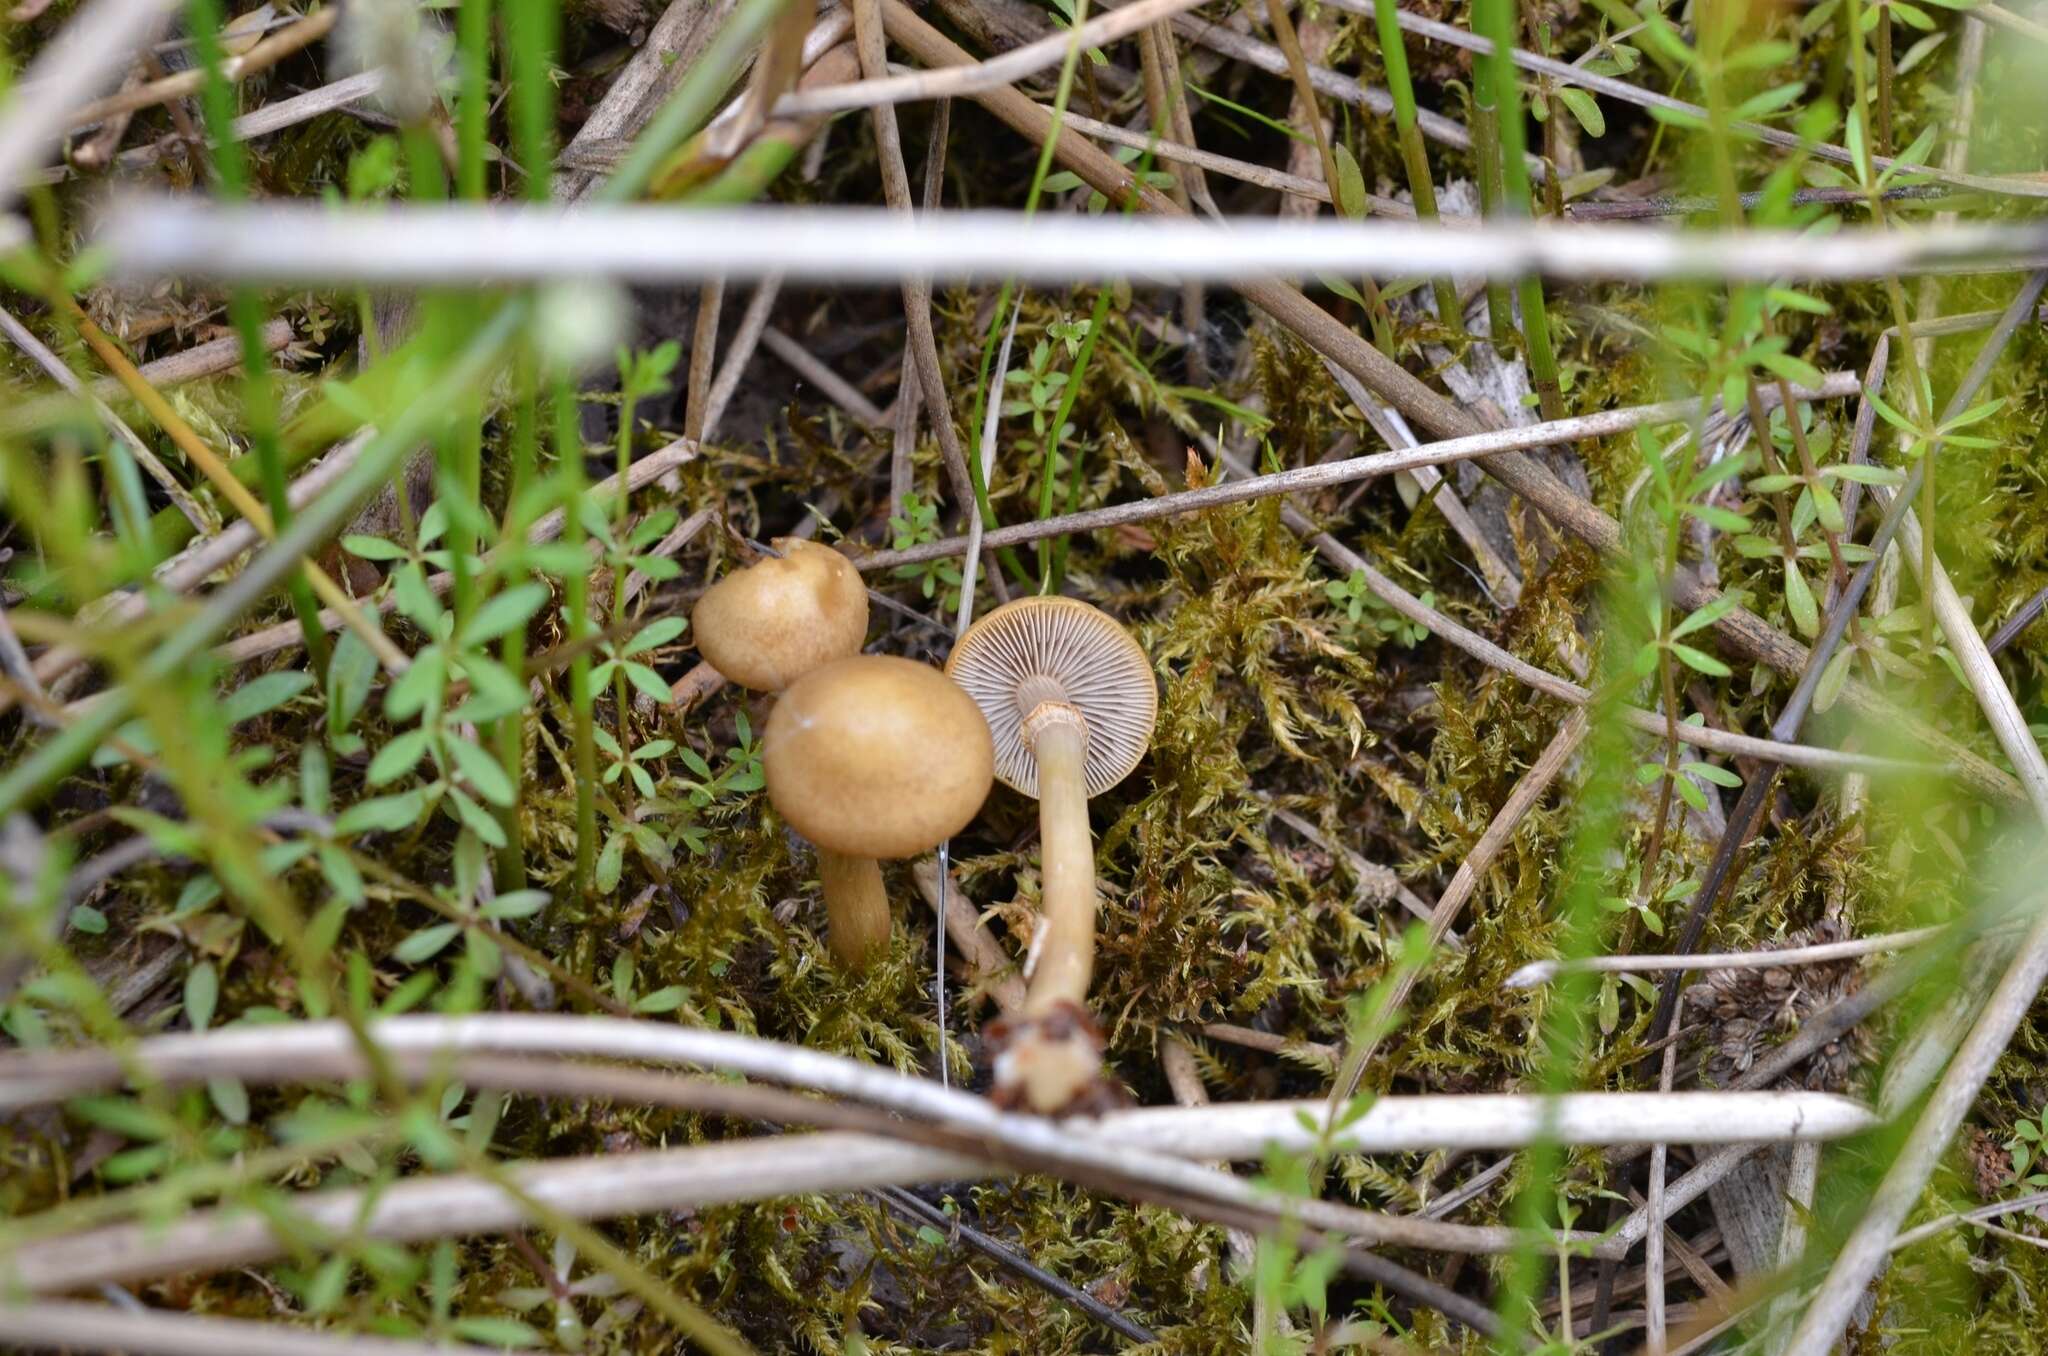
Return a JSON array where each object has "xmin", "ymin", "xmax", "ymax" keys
[
  {"xmin": 690, "ymin": 539, "xmax": 993, "ymax": 968},
  {"xmin": 948, "ymin": 596, "xmax": 1158, "ymax": 1113}
]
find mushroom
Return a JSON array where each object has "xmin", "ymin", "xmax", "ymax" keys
[
  {"xmin": 945, "ymin": 596, "xmax": 1157, "ymax": 1113},
  {"xmin": 689, "ymin": 537, "xmax": 868, "ymax": 692},
  {"xmin": 690, "ymin": 538, "xmax": 876, "ymax": 962},
  {"xmin": 763, "ymin": 656, "xmax": 995, "ymax": 966}
]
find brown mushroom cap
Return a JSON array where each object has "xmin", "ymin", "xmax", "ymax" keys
[
  {"xmin": 690, "ymin": 538, "xmax": 867, "ymax": 691},
  {"xmin": 945, "ymin": 596, "xmax": 1157, "ymax": 799},
  {"xmin": 763, "ymin": 656, "xmax": 995, "ymax": 858}
]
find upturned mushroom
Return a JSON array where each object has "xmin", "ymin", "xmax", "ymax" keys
[
  {"xmin": 946, "ymin": 596, "xmax": 1157, "ymax": 1113},
  {"xmin": 689, "ymin": 537, "xmax": 868, "ymax": 692},
  {"xmin": 763, "ymin": 656, "xmax": 995, "ymax": 966}
]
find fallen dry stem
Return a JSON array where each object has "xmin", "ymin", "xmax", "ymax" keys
[{"xmin": 64, "ymin": 5, "xmax": 338, "ymax": 131}]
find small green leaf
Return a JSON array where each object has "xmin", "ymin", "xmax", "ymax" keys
[
  {"xmin": 335, "ymin": 790, "xmax": 427, "ymax": 836},
  {"xmin": 185, "ymin": 961, "xmax": 219, "ymax": 1031},
  {"xmin": 462, "ymin": 583, "xmax": 550, "ymax": 646},
  {"xmin": 367, "ymin": 727, "xmax": 434, "ymax": 786},
  {"xmin": 1331, "ymin": 142, "xmax": 1369, "ymax": 220},
  {"xmin": 392, "ymin": 922, "xmax": 462, "ymax": 965},
  {"xmin": 447, "ymin": 737, "xmax": 515, "ymax": 807},
  {"xmin": 1682, "ymin": 760, "xmax": 1744, "ymax": 788},
  {"xmin": 1556, "ymin": 86, "xmax": 1605, "ymax": 137},
  {"xmin": 68, "ymin": 904, "xmax": 108, "ymax": 935},
  {"xmin": 341, "ymin": 534, "xmax": 408, "ymax": 562},
  {"xmin": 1783, "ymin": 559, "xmax": 1819, "ymax": 638},
  {"xmin": 634, "ymin": 985, "xmax": 690, "ymax": 1014},
  {"xmin": 222, "ymin": 670, "xmax": 315, "ymax": 724},
  {"xmin": 1671, "ymin": 642, "xmax": 1733, "ymax": 677}
]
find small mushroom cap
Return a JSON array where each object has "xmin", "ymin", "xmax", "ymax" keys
[
  {"xmin": 763, "ymin": 656, "xmax": 995, "ymax": 858},
  {"xmin": 690, "ymin": 538, "xmax": 867, "ymax": 691},
  {"xmin": 945, "ymin": 596, "xmax": 1157, "ymax": 799}
]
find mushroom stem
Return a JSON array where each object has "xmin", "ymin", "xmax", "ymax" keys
[
  {"xmin": 817, "ymin": 849, "xmax": 891, "ymax": 969},
  {"xmin": 1024, "ymin": 709, "xmax": 1095, "ymax": 1014}
]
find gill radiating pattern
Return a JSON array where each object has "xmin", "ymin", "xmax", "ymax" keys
[{"xmin": 950, "ymin": 598, "xmax": 1156, "ymax": 798}]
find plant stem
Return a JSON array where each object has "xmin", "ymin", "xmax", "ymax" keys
[
  {"xmin": 1474, "ymin": 0, "xmax": 1564, "ymax": 418},
  {"xmin": 185, "ymin": 0, "xmax": 331, "ymax": 675},
  {"xmin": 1874, "ymin": 0, "xmax": 1894, "ymax": 157},
  {"xmin": 1638, "ymin": 507, "xmax": 1685, "ymax": 897},
  {"xmin": 558, "ymin": 374, "xmax": 597, "ymax": 899},
  {"xmin": 1373, "ymin": 0, "xmax": 1463, "ymax": 334},
  {"xmin": 1468, "ymin": 78, "xmax": 1515, "ymax": 342},
  {"xmin": 1044, "ymin": 279, "xmax": 1116, "ymax": 591},
  {"xmin": 494, "ymin": 0, "xmax": 557, "ymax": 889}
]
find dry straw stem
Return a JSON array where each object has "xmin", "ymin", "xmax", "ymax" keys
[
  {"xmin": 859, "ymin": 375, "xmax": 1860, "ymax": 571},
  {"xmin": 63, "ymin": 5, "xmax": 338, "ymax": 131},
  {"xmin": 777, "ymin": 0, "xmax": 1207, "ymax": 115},
  {"xmin": 701, "ymin": 276, "xmax": 784, "ymax": 441},
  {"xmin": 1327, "ymin": 709, "xmax": 1588, "ymax": 1108},
  {"xmin": 0, "ymin": 1020, "xmax": 1875, "ymax": 1149},
  {"xmin": 1, "ymin": 318, "xmax": 295, "ymax": 434},
  {"xmin": 0, "ymin": 0, "xmax": 181, "ymax": 203},
  {"xmin": 1164, "ymin": 3, "xmax": 1514, "ymax": 170},
  {"xmin": 912, "ymin": 857, "xmax": 1027, "ymax": 1013},
  {"xmin": 554, "ymin": 0, "xmax": 741, "ymax": 201},
  {"xmin": 96, "ymin": 200, "xmax": 2048, "ymax": 286},
  {"xmin": 1350, "ymin": 0, "xmax": 2048, "ymax": 200},
  {"xmin": 0, "ymin": 1300, "xmax": 503, "ymax": 1356},
  {"xmin": 0, "ymin": 303, "xmax": 212, "ymax": 533},
  {"xmin": 850, "ymin": 0, "xmax": 977, "ymax": 521},
  {"xmin": 62, "ymin": 308, "xmax": 411, "ymax": 674},
  {"xmin": 757, "ymin": 325, "xmax": 889, "ymax": 426},
  {"xmin": 1506, "ymin": 924, "xmax": 1947, "ymax": 986},
  {"xmin": 0, "ymin": 1018, "xmax": 1867, "ymax": 1276}
]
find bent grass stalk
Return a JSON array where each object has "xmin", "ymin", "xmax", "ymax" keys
[{"xmin": 1374, "ymin": 0, "xmax": 1464, "ymax": 334}]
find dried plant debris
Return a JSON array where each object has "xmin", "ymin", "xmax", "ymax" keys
[{"xmin": 1685, "ymin": 917, "xmax": 1877, "ymax": 1093}]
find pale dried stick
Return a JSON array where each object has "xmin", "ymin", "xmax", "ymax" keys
[
  {"xmin": 1321, "ymin": 356, "xmax": 1522, "ymax": 607},
  {"xmin": 912, "ymin": 857, "xmax": 1027, "ymax": 1014},
  {"xmin": 1264, "ymin": 801, "xmax": 1436, "ymax": 927},
  {"xmin": 759, "ymin": 326, "xmax": 889, "ymax": 427},
  {"xmin": 1505, "ymin": 924, "xmax": 1946, "ymax": 986},
  {"xmin": 0, "ymin": 1300, "xmax": 501, "ymax": 1356},
  {"xmin": 65, "ymin": 6, "xmax": 339, "ymax": 131},
  {"xmin": 851, "ymin": 0, "xmax": 977, "ymax": 518},
  {"xmin": 860, "ymin": 375, "xmax": 1862, "ymax": 572},
  {"xmin": 778, "ymin": 0, "xmax": 1206, "ymax": 115},
  {"xmin": 0, "ymin": 0, "xmax": 183, "ymax": 203},
  {"xmin": 1198, "ymin": 1022, "xmax": 1339, "ymax": 1065},
  {"xmin": 554, "ymin": 0, "xmax": 741, "ymax": 201},
  {"xmin": 682, "ymin": 278, "xmax": 726, "ymax": 449},
  {"xmin": 1325, "ymin": 709, "xmax": 1589, "ymax": 1108},
  {"xmin": 1645, "ymin": 1042, "xmax": 1678, "ymax": 1354},
  {"xmin": 700, "ymin": 275, "xmax": 785, "ymax": 441},
  {"xmin": 954, "ymin": 296, "xmax": 1016, "ymax": 638},
  {"xmin": 0, "ymin": 303, "xmax": 211, "ymax": 533}
]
